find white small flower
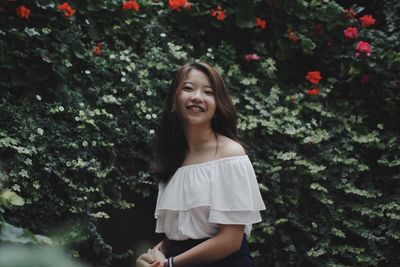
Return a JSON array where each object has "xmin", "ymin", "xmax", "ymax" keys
[
  {"xmin": 92, "ymin": 141, "xmax": 97, "ymax": 146},
  {"xmin": 145, "ymin": 114, "xmax": 152, "ymax": 120},
  {"xmin": 160, "ymin": 33, "xmax": 167, "ymax": 38},
  {"xmin": 79, "ymin": 110, "xmax": 85, "ymax": 116},
  {"xmin": 152, "ymin": 114, "xmax": 157, "ymax": 118},
  {"xmin": 110, "ymin": 54, "xmax": 116, "ymax": 59},
  {"xmin": 82, "ymin": 141, "xmax": 88, "ymax": 147},
  {"xmin": 85, "ymin": 19, "xmax": 90, "ymax": 24},
  {"xmin": 121, "ymin": 71, "xmax": 126, "ymax": 76},
  {"xmin": 75, "ymin": 116, "xmax": 80, "ymax": 121},
  {"xmin": 119, "ymin": 55, "xmax": 125, "ymax": 60},
  {"xmin": 123, "ymin": 49, "xmax": 130, "ymax": 55},
  {"xmin": 37, "ymin": 128, "xmax": 44, "ymax": 135},
  {"xmin": 36, "ymin": 95, "xmax": 42, "ymax": 101},
  {"xmin": 121, "ymin": 77, "xmax": 126, "ymax": 82},
  {"xmin": 85, "ymin": 70, "xmax": 91, "ymax": 75},
  {"xmin": 207, "ymin": 48, "xmax": 212, "ymax": 52},
  {"xmin": 149, "ymin": 129, "xmax": 155, "ymax": 134},
  {"xmin": 59, "ymin": 106, "xmax": 64, "ymax": 112},
  {"xmin": 66, "ymin": 161, "xmax": 71, "ymax": 167},
  {"xmin": 146, "ymin": 91, "xmax": 152, "ymax": 96},
  {"xmin": 79, "ymin": 102, "xmax": 84, "ymax": 107}
]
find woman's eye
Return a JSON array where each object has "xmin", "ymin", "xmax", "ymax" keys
[
  {"xmin": 183, "ymin": 86, "xmax": 192, "ymax": 91},
  {"xmin": 205, "ymin": 91, "xmax": 214, "ymax": 95}
]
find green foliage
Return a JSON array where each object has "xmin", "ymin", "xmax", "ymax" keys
[
  {"xmin": 0, "ymin": 190, "xmax": 53, "ymax": 246},
  {"xmin": 0, "ymin": 245, "xmax": 87, "ymax": 267},
  {"xmin": 0, "ymin": 0, "xmax": 399, "ymax": 266}
]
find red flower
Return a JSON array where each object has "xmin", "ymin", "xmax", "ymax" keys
[
  {"xmin": 168, "ymin": 0, "xmax": 191, "ymax": 11},
  {"xmin": 343, "ymin": 8, "xmax": 356, "ymax": 19},
  {"xmin": 256, "ymin": 18, "xmax": 266, "ymax": 29},
  {"xmin": 57, "ymin": 2, "xmax": 76, "ymax": 17},
  {"xmin": 244, "ymin": 53, "xmax": 261, "ymax": 61},
  {"xmin": 305, "ymin": 71, "xmax": 322, "ymax": 84},
  {"xmin": 355, "ymin": 41, "xmax": 372, "ymax": 56},
  {"xmin": 16, "ymin": 5, "xmax": 30, "ymax": 19},
  {"xmin": 306, "ymin": 88, "xmax": 321, "ymax": 95},
  {"xmin": 359, "ymin": 15, "xmax": 375, "ymax": 27},
  {"xmin": 315, "ymin": 23, "xmax": 324, "ymax": 36},
  {"xmin": 344, "ymin": 27, "xmax": 358, "ymax": 40},
  {"xmin": 211, "ymin": 5, "xmax": 226, "ymax": 21},
  {"xmin": 122, "ymin": 0, "xmax": 139, "ymax": 12},
  {"xmin": 287, "ymin": 28, "xmax": 300, "ymax": 42},
  {"xmin": 361, "ymin": 74, "xmax": 369, "ymax": 84},
  {"xmin": 92, "ymin": 42, "xmax": 102, "ymax": 56},
  {"xmin": 392, "ymin": 81, "xmax": 399, "ymax": 93}
]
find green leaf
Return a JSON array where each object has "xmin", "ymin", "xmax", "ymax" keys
[
  {"xmin": 235, "ymin": 0, "xmax": 256, "ymax": 28},
  {"xmin": 1, "ymin": 190, "xmax": 25, "ymax": 207}
]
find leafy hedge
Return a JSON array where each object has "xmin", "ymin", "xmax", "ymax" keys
[{"xmin": 1, "ymin": 0, "xmax": 399, "ymax": 266}]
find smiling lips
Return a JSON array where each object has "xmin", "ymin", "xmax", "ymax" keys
[{"xmin": 187, "ymin": 105, "xmax": 205, "ymax": 112}]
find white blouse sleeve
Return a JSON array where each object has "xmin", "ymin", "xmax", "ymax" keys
[{"xmin": 208, "ymin": 157, "xmax": 266, "ymax": 225}]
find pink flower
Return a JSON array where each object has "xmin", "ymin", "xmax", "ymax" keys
[
  {"xmin": 256, "ymin": 18, "xmax": 267, "ymax": 29},
  {"xmin": 168, "ymin": 0, "xmax": 191, "ymax": 12},
  {"xmin": 305, "ymin": 71, "xmax": 322, "ymax": 84},
  {"xmin": 122, "ymin": 0, "xmax": 139, "ymax": 12},
  {"xmin": 306, "ymin": 88, "xmax": 320, "ymax": 95},
  {"xmin": 211, "ymin": 5, "xmax": 226, "ymax": 21},
  {"xmin": 92, "ymin": 42, "xmax": 102, "ymax": 56},
  {"xmin": 57, "ymin": 2, "xmax": 76, "ymax": 17},
  {"xmin": 359, "ymin": 15, "xmax": 376, "ymax": 27},
  {"xmin": 344, "ymin": 27, "xmax": 358, "ymax": 40},
  {"xmin": 287, "ymin": 28, "xmax": 300, "ymax": 42},
  {"xmin": 244, "ymin": 54, "xmax": 261, "ymax": 61},
  {"xmin": 16, "ymin": 5, "xmax": 30, "ymax": 19},
  {"xmin": 355, "ymin": 41, "xmax": 372, "ymax": 56}
]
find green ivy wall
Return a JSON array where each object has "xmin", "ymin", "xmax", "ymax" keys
[{"xmin": 0, "ymin": 0, "xmax": 399, "ymax": 266}]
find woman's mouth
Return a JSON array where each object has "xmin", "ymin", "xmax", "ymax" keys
[{"xmin": 187, "ymin": 105, "xmax": 205, "ymax": 112}]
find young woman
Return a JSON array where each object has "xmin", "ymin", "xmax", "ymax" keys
[{"xmin": 136, "ymin": 62, "xmax": 266, "ymax": 267}]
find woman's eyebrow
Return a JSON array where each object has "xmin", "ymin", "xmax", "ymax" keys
[{"xmin": 183, "ymin": 81, "xmax": 212, "ymax": 88}]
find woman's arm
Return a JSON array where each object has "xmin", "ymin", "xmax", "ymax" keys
[
  {"xmin": 162, "ymin": 224, "xmax": 245, "ymax": 267},
  {"xmin": 153, "ymin": 237, "xmax": 167, "ymax": 254}
]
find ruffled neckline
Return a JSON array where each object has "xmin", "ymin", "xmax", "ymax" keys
[{"xmin": 177, "ymin": 155, "xmax": 249, "ymax": 171}]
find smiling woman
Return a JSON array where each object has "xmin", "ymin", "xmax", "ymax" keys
[
  {"xmin": 135, "ymin": 62, "xmax": 266, "ymax": 267},
  {"xmin": 176, "ymin": 69, "xmax": 217, "ymax": 128}
]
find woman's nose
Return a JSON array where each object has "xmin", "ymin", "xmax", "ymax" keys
[{"xmin": 190, "ymin": 89, "xmax": 203, "ymax": 101}]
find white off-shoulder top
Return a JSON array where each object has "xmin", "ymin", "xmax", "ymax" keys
[{"xmin": 154, "ymin": 155, "xmax": 266, "ymax": 241}]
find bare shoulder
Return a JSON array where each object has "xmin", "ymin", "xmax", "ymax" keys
[{"xmin": 217, "ymin": 135, "xmax": 246, "ymax": 158}]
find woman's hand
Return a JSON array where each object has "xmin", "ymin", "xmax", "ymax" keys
[
  {"xmin": 149, "ymin": 260, "xmax": 167, "ymax": 267},
  {"xmin": 136, "ymin": 249, "xmax": 155, "ymax": 267},
  {"xmin": 151, "ymin": 246, "xmax": 166, "ymax": 262}
]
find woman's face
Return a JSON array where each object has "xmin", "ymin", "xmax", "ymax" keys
[{"xmin": 176, "ymin": 69, "xmax": 217, "ymax": 128}]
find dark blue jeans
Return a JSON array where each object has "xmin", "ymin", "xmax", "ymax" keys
[{"xmin": 164, "ymin": 234, "xmax": 255, "ymax": 267}]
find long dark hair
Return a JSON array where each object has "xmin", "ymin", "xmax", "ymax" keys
[{"xmin": 150, "ymin": 62, "xmax": 239, "ymax": 182}]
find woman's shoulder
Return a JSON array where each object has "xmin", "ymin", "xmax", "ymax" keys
[{"xmin": 217, "ymin": 135, "xmax": 246, "ymax": 158}]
